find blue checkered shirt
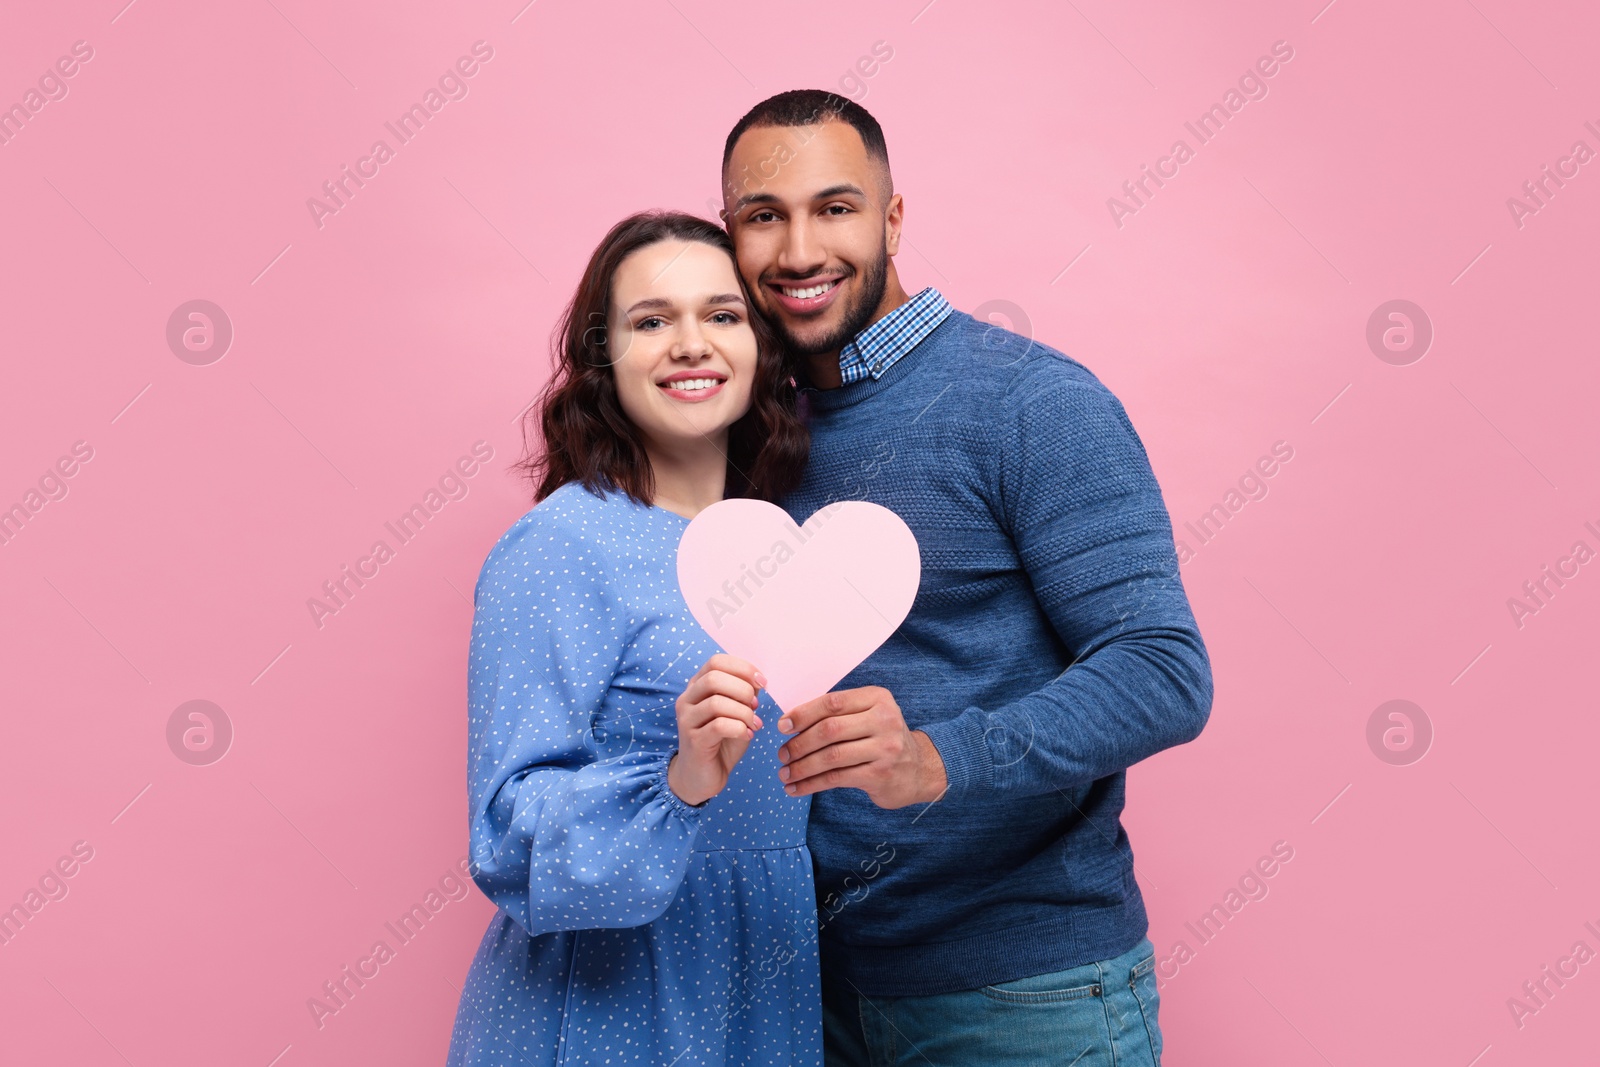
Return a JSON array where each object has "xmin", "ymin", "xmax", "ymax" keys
[{"xmin": 834, "ymin": 286, "xmax": 953, "ymax": 387}]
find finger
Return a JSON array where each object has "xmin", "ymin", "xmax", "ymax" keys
[
  {"xmin": 699, "ymin": 653, "xmax": 768, "ymax": 691},
  {"xmin": 779, "ymin": 738, "xmax": 878, "ymax": 790},
  {"xmin": 700, "ymin": 715, "xmax": 753, "ymax": 743},
  {"xmin": 777, "ymin": 686, "xmax": 881, "ymax": 735},
  {"xmin": 777, "ymin": 711, "xmax": 874, "ymax": 766},
  {"xmin": 704, "ymin": 671, "xmax": 758, "ymax": 713},
  {"xmin": 682, "ymin": 695, "xmax": 762, "ymax": 732},
  {"xmin": 685, "ymin": 668, "xmax": 761, "ymax": 711},
  {"xmin": 681, "ymin": 694, "xmax": 762, "ymax": 732},
  {"xmin": 781, "ymin": 746, "xmax": 880, "ymax": 797}
]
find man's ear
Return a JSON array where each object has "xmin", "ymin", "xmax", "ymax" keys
[{"xmin": 883, "ymin": 192, "xmax": 904, "ymax": 256}]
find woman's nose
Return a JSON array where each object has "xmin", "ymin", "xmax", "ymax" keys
[{"xmin": 673, "ymin": 322, "xmax": 712, "ymax": 359}]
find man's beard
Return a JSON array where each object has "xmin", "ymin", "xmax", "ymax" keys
[{"xmin": 768, "ymin": 246, "xmax": 889, "ymax": 357}]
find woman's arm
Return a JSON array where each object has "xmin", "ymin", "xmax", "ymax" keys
[{"xmin": 463, "ymin": 514, "xmax": 703, "ymax": 937}]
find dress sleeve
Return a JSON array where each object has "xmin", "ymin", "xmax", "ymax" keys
[{"xmin": 464, "ymin": 511, "xmax": 704, "ymax": 937}]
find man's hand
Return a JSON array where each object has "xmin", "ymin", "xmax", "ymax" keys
[{"xmin": 776, "ymin": 686, "xmax": 947, "ymax": 809}]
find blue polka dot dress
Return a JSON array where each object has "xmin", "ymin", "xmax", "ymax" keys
[{"xmin": 446, "ymin": 481, "xmax": 821, "ymax": 1067}]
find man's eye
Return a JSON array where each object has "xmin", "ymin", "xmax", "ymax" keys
[
  {"xmin": 750, "ymin": 210, "xmax": 778, "ymax": 223},
  {"xmin": 825, "ymin": 204, "xmax": 851, "ymax": 216}
]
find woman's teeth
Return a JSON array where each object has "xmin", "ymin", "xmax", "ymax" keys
[
  {"xmin": 661, "ymin": 378, "xmax": 723, "ymax": 391},
  {"xmin": 782, "ymin": 281, "xmax": 835, "ymax": 299}
]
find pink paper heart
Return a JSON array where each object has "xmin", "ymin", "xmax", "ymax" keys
[{"xmin": 676, "ymin": 499, "xmax": 921, "ymax": 712}]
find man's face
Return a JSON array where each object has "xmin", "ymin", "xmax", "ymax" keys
[{"xmin": 723, "ymin": 121, "xmax": 902, "ymax": 357}]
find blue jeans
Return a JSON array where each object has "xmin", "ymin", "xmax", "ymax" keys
[{"xmin": 821, "ymin": 937, "xmax": 1162, "ymax": 1066}]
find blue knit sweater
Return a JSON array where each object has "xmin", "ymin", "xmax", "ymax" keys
[{"xmin": 778, "ymin": 308, "xmax": 1213, "ymax": 997}]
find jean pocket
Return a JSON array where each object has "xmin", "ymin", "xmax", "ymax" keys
[
  {"xmin": 979, "ymin": 970, "xmax": 1104, "ymax": 1005},
  {"xmin": 1128, "ymin": 952, "xmax": 1163, "ymax": 1064}
]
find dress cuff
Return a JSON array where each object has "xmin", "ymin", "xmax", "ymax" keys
[{"xmin": 651, "ymin": 751, "xmax": 708, "ymax": 822}]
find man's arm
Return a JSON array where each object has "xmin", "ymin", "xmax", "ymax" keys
[{"xmin": 777, "ymin": 358, "xmax": 1213, "ymax": 806}]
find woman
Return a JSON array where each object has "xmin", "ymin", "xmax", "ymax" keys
[{"xmin": 446, "ymin": 212, "xmax": 818, "ymax": 1066}]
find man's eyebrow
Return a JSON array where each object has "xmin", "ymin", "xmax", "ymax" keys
[
  {"xmin": 813, "ymin": 183, "xmax": 868, "ymax": 201},
  {"xmin": 731, "ymin": 191, "xmax": 780, "ymax": 214},
  {"xmin": 731, "ymin": 183, "xmax": 870, "ymax": 214}
]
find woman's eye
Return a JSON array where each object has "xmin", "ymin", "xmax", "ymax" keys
[
  {"xmin": 637, "ymin": 317, "xmax": 664, "ymax": 330},
  {"xmin": 710, "ymin": 311, "xmax": 740, "ymax": 325}
]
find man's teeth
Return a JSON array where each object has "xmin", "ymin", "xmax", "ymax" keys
[
  {"xmin": 662, "ymin": 378, "xmax": 723, "ymax": 392},
  {"xmin": 781, "ymin": 281, "xmax": 836, "ymax": 299}
]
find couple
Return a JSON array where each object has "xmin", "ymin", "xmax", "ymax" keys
[{"xmin": 446, "ymin": 91, "xmax": 1212, "ymax": 1067}]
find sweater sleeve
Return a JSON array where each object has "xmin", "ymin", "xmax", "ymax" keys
[
  {"xmin": 918, "ymin": 361, "xmax": 1214, "ymax": 800},
  {"xmin": 464, "ymin": 513, "xmax": 704, "ymax": 936}
]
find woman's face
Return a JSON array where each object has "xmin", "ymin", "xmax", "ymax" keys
[{"xmin": 607, "ymin": 239, "xmax": 759, "ymax": 455}]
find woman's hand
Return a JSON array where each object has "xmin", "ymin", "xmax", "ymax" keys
[{"xmin": 668, "ymin": 653, "xmax": 767, "ymax": 807}]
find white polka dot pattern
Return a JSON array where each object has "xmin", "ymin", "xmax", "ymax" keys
[{"xmin": 446, "ymin": 481, "xmax": 821, "ymax": 1066}]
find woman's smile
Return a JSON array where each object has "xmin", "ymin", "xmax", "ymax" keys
[{"xmin": 656, "ymin": 370, "xmax": 729, "ymax": 402}]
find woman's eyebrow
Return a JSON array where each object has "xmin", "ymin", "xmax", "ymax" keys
[{"xmin": 624, "ymin": 293, "xmax": 744, "ymax": 315}]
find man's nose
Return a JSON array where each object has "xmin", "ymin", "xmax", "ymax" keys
[{"xmin": 778, "ymin": 216, "xmax": 825, "ymax": 277}]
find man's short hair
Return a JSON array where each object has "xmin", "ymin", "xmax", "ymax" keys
[{"xmin": 722, "ymin": 89, "xmax": 891, "ymax": 187}]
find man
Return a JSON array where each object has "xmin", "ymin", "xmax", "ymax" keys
[{"xmin": 720, "ymin": 90, "xmax": 1212, "ymax": 1066}]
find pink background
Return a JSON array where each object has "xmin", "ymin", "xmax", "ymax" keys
[{"xmin": 2, "ymin": 0, "xmax": 1596, "ymax": 1063}]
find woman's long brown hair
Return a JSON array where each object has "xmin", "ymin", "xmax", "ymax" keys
[{"xmin": 515, "ymin": 211, "xmax": 809, "ymax": 506}]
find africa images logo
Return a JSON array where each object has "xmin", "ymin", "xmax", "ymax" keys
[
  {"xmin": 305, "ymin": 41, "xmax": 495, "ymax": 230},
  {"xmin": 1107, "ymin": 40, "xmax": 1296, "ymax": 228}
]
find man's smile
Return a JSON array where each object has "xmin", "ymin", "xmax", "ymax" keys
[{"xmin": 767, "ymin": 274, "xmax": 847, "ymax": 315}]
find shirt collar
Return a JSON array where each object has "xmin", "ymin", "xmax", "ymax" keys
[{"xmin": 833, "ymin": 287, "xmax": 953, "ymax": 387}]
